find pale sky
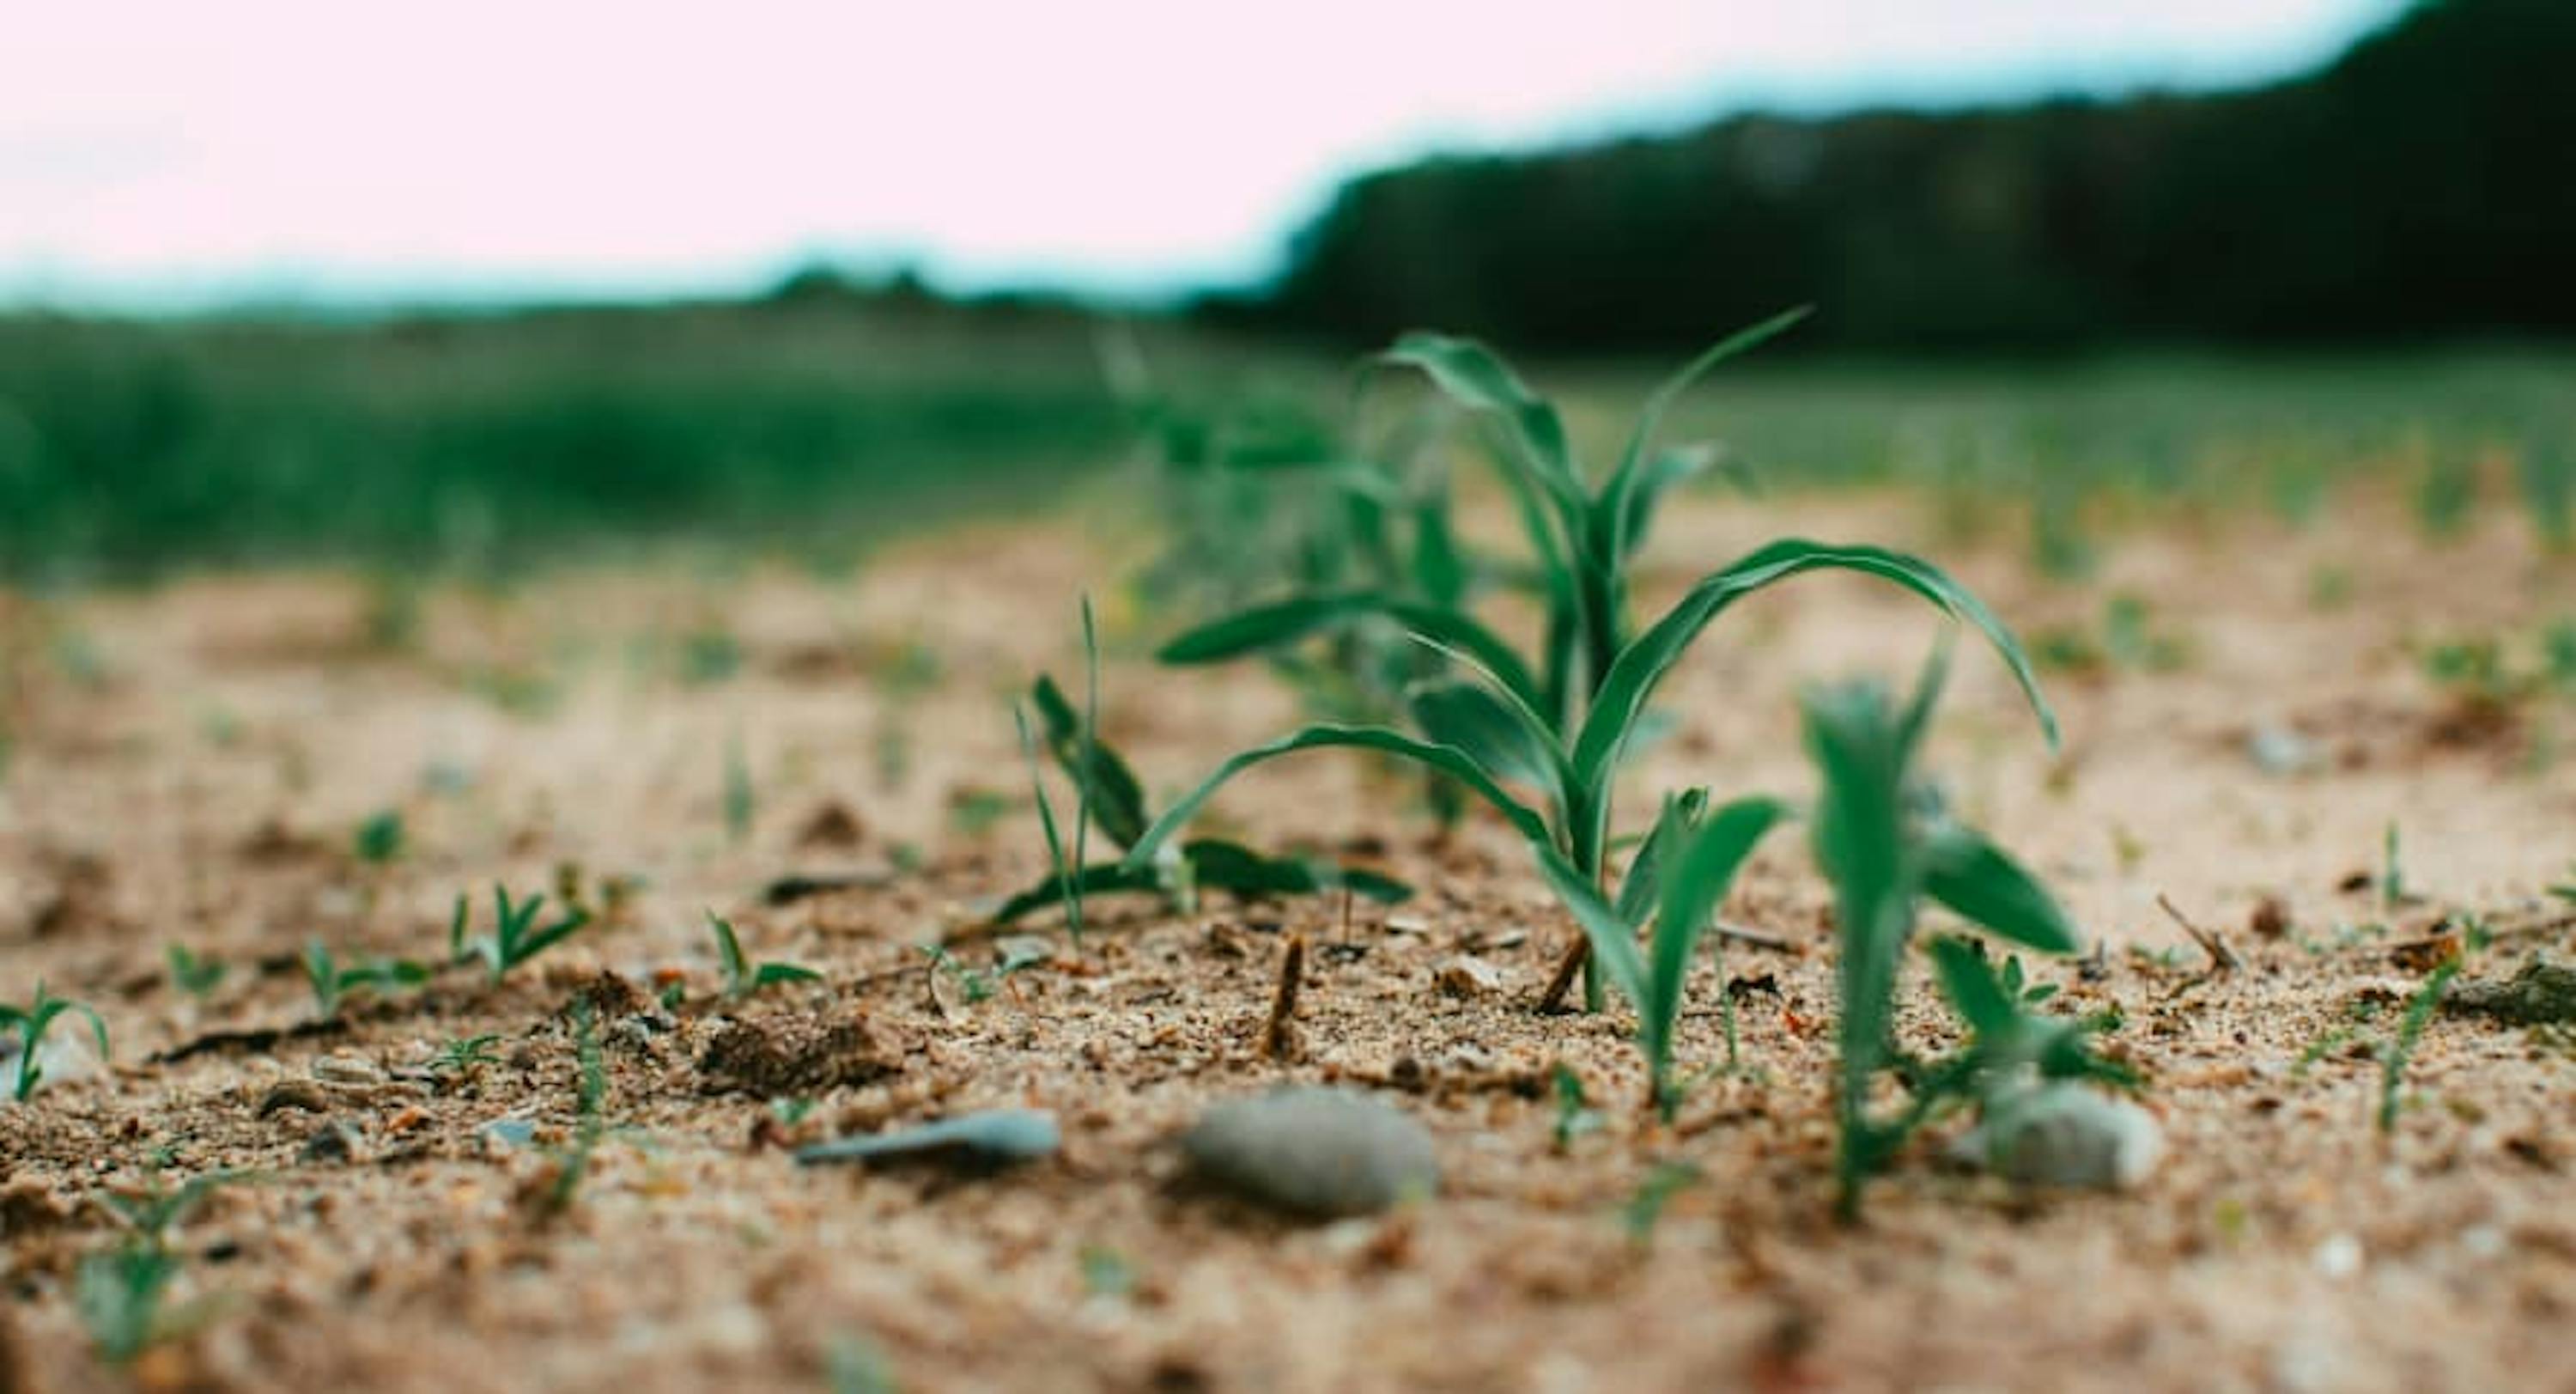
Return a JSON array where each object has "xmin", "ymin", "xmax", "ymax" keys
[{"xmin": 0, "ymin": 0, "xmax": 2407, "ymax": 310}]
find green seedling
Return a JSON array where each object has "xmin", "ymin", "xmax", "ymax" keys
[
  {"xmin": 2524, "ymin": 441, "xmax": 2572, "ymax": 552},
  {"xmin": 1140, "ymin": 318, "xmax": 2055, "ymax": 1011},
  {"xmin": 428, "ymin": 1033, "xmax": 505, "ymax": 1078},
  {"xmin": 165, "ymin": 944, "xmax": 227, "ymax": 1001},
  {"xmin": 301, "ymin": 940, "xmax": 430, "ymax": 1020},
  {"xmin": 769, "ymin": 1096, "xmax": 818, "ymax": 1127},
  {"xmin": 353, "ymin": 808, "xmax": 405, "ymax": 866},
  {"xmin": 1797, "ymin": 659, "xmax": 2099, "ymax": 1218},
  {"xmin": 543, "ymin": 1000, "xmax": 609, "ymax": 1214},
  {"xmin": 828, "ymin": 1334, "xmax": 900, "ymax": 1394},
  {"xmin": 919, "ymin": 942, "xmax": 1046, "ymax": 1005},
  {"xmin": 451, "ymin": 885, "xmax": 592, "ymax": 983},
  {"xmin": 1620, "ymin": 1160, "xmax": 1703, "ymax": 1247},
  {"xmin": 2379, "ymin": 961, "xmax": 2458, "ymax": 1134},
  {"xmin": 2, "ymin": 983, "xmax": 108, "ymax": 1101},
  {"xmin": 2382, "ymin": 821, "xmax": 2407, "ymax": 912},
  {"xmin": 708, "ymin": 911, "xmax": 823, "ymax": 1000},
  {"xmin": 724, "ymin": 729, "xmax": 756, "ymax": 846},
  {"xmin": 997, "ymin": 613, "xmax": 1410, "ymax": 926},
  {"xmin": 80, "ymin": 1170, "xmax": 246, "ymax": 1365},
  {"xmin": 1549, "ymin": 1063, "xmax": 1605, "ymax": 1149}
]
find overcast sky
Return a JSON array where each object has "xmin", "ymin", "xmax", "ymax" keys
[{"xmin": 0, "ymin": 0, "xmax": 2407, "ymax": 309}]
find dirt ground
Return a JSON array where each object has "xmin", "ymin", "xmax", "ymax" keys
[{"xmin": 3, "ymin": 487, "xmax": 2573, "ymax": 1393}]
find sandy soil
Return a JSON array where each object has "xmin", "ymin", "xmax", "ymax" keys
[{"xmin": 3, "ymin": 488, "xmax": 2573, "ymax": 1393}]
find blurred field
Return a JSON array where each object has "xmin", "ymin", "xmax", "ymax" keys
[{"xmin": 3, "ymin": 302, "xmax": 2570, "ymax": 587}]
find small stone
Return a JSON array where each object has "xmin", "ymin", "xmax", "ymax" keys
[
  {"xmin": 1433, "ymin": 955, "xmax": 1504, "ymax": 999},
  {"xmin": 794, "ymin": 1108, "xmax": 1059, "ymax": 1172},
  {"xmin": 1181, "ymin": 1087, "xmax": 1439, "ymax": 1218},
  {"xmin": 258, "ymin": 1081, "xmax": 330, "ymax": 1117},
  {"xmin": 2246, "ymin": 724, "xmax": 2319, "ymax": 776},
  {"xmin": 310, "ymin": 1053, "xmax": 383, "ymax": 1086},
  {"xmin": 1952, "ymin": 1080, "xmax": 2162, "ymax": 1190},
  {"xmin": 301, "ymin": 1119, "xmax": 361, "ymax": 1164},
  {"xmin": 2443, "ymin": 956, "xmax": 2576, "ymax": 1026}
]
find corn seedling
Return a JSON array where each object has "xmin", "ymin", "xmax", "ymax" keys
[
  {"xmin": 451, "ymin": 885, "xmax": 592, "ymax": 983},
  {"xmin": 998, "ymin": 618, "xmax": 1409, "ymax": 925},
  {"xmin": 2378, "ymin": 961, "xmax": 2458, "ymax": 1133},
  {"xmin": 428, "ymin": 1033, "xmax": 505, "ymax": 1078},
  {"xmin": 80, "ymin": 1170, "xmax": 245, "ymax": 1365},
  {"xmin": 353, "ymin": 808, "xmax": 405, "ymax": 866},
  {"xmin": 1134, "ymin": 321, "xmax": 2055, "ymax": 1015},
  {"xmin": 1620, "ymin": 1160, "xmax": 1703, "ymax": 1247},
  {"xmin": 542, "ymin": 999, "xmax": 608, "ymax": 1214},
  {"xmin": 165, "ymin": 944, "xmax": 227, "ymax": 1001},
  {"xmin": 2, "ymin": 983, "xmax": 108, "ymax": 1101},
  {"xmin": 1549, "ymin": 1063, "xmax": 1605, "ymax": 1149},
  {"xmin": 724, "ymin": 728, "xmax": 755, "ymax": 846},
  {"xmin": 708, "ymin": 911, "xmax": 823, "ymax": 1000},
  {"xmin": 301, "ymin": 940, "xmax": 429, "ymax": 1020},
  {"xmin": 1799, "ymin": 658, "xmax": 2105, "ymax": 1218}
]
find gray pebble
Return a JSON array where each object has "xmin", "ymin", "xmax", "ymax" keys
[
  {"xmin": 1182, "ymin": 1087, "xmax": 1438, "ymax": 1217},
  {"xmin": 795, "ymin": 1108, "xmax": 1060, "ymax": 1172},
  {"xmin": 1952, "ymin": 1080, "xmax": 2161, "ymax": 1190},
  {"xmin": 301, "ymin": 1119, "xmax": 362, "ymax": 1165}
]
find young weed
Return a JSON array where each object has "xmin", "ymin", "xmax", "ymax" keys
[
  {"xmin": 301, "ymin": 940, "xmax": 430, "ymax": 1020},
  {"xmin": 80, "ymin": 1170, "xmax": 246, "ymax": 1365},
  {"xmin": 451, "ymin": 885, "xmax": 592, "ymax": 984},
  {"xmin": 1549, "ymin": 1063, "xmax": 1606, "ymax": 1150},
  {"xmin": 724, "ymin": 728, "xmax": 756, "ymax": 846},
  {"xmin": 1620, "ymin": 1160, "xmax": 1703, "ymax": 1248},
  {"xmin": 1139, "ymin": 318, "xmax": 2055, "ymax": 1014},
  {"xmin": 708, "ymin": 911, "xmax": 823, "ymax": 1001},
  {"xmin": 1, "ymin": 983, "xmax": 109, "ymax": 1101},
  {"xmin": 541, "ymin": 1000, "xmax": 609, "ymax": 1215},
  {"xmin": 428, "ymin": 1033, "xmax": 506, "ymax": 1079}
]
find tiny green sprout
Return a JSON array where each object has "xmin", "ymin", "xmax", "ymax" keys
[
  {"xmin": 80, "ymin": 1170, "xmax": 246, "ymax": 1365},
  {"xmin": 1621, "ymin": 1160, "xmax": 1703, "ymax": 1247},
  {"xmin": 1078, "ymin": 1245, "xmax": 1136, "ymax": 1300},
  {"xmin": 2, "ymin": 983, "xmax": 109, "ymax": 1101},
  {"xmin": 2382, "ymin": 821, "xmax": 2407, "ymax": 912},
  {"xmin": 724, "ymin": 729, "xmax": 756, "ymax": 846},
  {"xmin": 452, "ymin": 885, "xmax": 592, "ymax": 984},
  {"xmin": 2379, "ymin": 961, "xmax": 2458, "ymax": 1135},
  {"xmin": 301, "ymin": 940, "xmax": 429, "ymax": 1020},
  {"xmin": 353, "ymin": 808, "xmax": 405, "ymax": 866},
  {"xmin": 827, "ymin": 1334, "xmax": 899, "ymax": 1394},
  {"xmin": 544, "ymin": 1000, "xmax": 609, "ymax": 1214},
  {"xmin": 165, "ymin": 944, "xmax": 227, "ymax": 1002},
  {"xmin": 428, "ymin": 1033, "xmax": 504, "ymax": 1078},
  {"xmin": 708, "ymin": 911, "xmax": 823, "ymax": 1001},
  {"xmin": 769, "ymin": 1097, "xmax": 817, "ymax": 1127},
  {"xmin": 1549, "ymin": 1063, "xmax": 1605, "ymax": 1150},
  {"xmin": 947, "ymin": 788, "xmax": 1015, "ymax": 837}
]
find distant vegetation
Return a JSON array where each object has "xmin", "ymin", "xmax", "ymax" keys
[{"xmin": 1239, "ymin": 0, "xmax": 2576, "ymax": 351}]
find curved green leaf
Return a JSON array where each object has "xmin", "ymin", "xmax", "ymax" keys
[
  {"xmin": 1535, "ymin": 847, "xmax": 1648, "ymax": 1010},
  {"xmin": 1573, "ymin": 540, "xmax": 2058, "ymax": 824},
  {"xmin": 1180, "ymin": 838, "xmax": 1413, "ymax": 904},
  {"xmin": 1121, "ymin": 724, "xmax": 1554, "ymax": 871},
  {"xmin": 1032, "ymin": 673, "xmax": 1148, "ymax": 850},
  {"xmin": 1922, "ymin": 819, "xmax": 2080, "ymax": 955},
  {"xmin": 1157, "ymin": 593, "xmax": 1546, "ymax": 717},
  {"xmin": 992, "ymin": 861, "xmax": 1167, "ymax": 923},
  {"xmin": 1597, "ymin": 307, "xmax": 1813, "ymax": 552},
  {"xmin": 1642, "ymin": 796, "xmax": 1787, "ymax": 1087},
  {"xmin": 1928, "ymin": 935, "xmax": 2019, "ymax": 1037},
  {"xmin": 1376, "ymin": 333, "xmax": 1581, "ymax": 501},
  {"xmin": 1406, "ymin": 679, "xmax": 1564, "ymax": 807}
]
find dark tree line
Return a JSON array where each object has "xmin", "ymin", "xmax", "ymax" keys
[{"xmin": 1224, "ymin": 0, "xmax": 2576, "ymax": 352}]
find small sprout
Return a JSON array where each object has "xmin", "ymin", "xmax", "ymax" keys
[
  {"xmin": 769, "ymin": 1097, "xmax": 817, "ymax": 1127},
  {"xmin": 1549, "ymin": 1063, "xmax": 1605, "ymax": 1150},
  {"xmin": 1620, "ymin": 1160, "xmax": 1702, "ymax": 1247},
  {"xmin": 827, "ymin": 1334, "xmax": 899, "ymax": 1394},
  {"xmin": 165, "ymin": 945, "xmax": 227, "ymax": 1001},
  {"xmin": 452, "ymin": 885, "xmax": 592, "ymax": 983},
  {"xmin": 2382, "ymin": 821, "xmax": 2407, "ymax": 912},
  {"xmin": 724, "ymin": 729, "xmax": 756, "ymax": 846},
  {"xmin": 1, "ymin": 983, "xmax": 109, "ymax": 1101},
  {"xmin": 1078, "ymin": 1245, "xmax": 1136, "ymax": 1300},
  {"xmin": 680, "ymin": 624, "xmax": 743, "ymax": 685},
  {"xmin": 2379, "ymin": 961, "xmax": 2458, "ymax": 1134},
  {"xmin": 708, "ymin": 912, "xmax": 823, "ymax": 1001},
  {"xmin": 428, "ymin": 1033, "xmax": 504, "ymax": 1078},
  {"xmin": 301, "ymin": 940, "xmax": 429, "ymax": 1020},
  {"xmin": 542, "ymin": 1000, "xmax": 609, "ymax": 1215},
  {"xmin": 353, "ymin": 808, "xmax": 405, "ymax": 866},
  {"xmin": 80, "ymin": 1170, "xmax": 245, "ymax": 1365}
]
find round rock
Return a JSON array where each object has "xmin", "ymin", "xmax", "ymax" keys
[{"xmin": 1182, "ymin": 1087, "xmax": 1438, "ymax": 1217}]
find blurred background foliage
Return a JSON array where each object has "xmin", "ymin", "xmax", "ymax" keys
[{"xmin": 0, "ymin": 0, "xmax": 2568, "ymax": 584}]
